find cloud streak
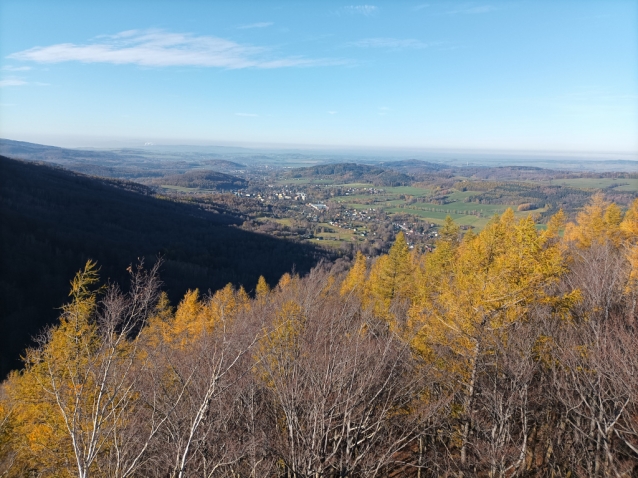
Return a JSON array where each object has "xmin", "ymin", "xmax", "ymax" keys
[
  {"xmin": 235, "ymin": 112, "xmax": 258, "ymax": 117},
  {"xmin": 238, "ymin": 22, "xmax": 274, "ymax": 29},
  {"xmin": 0, "ymin": 78, "xmax": 27, "ymax": 87},
  {"xmin": 446, "ymin": 5, "xmax": 496, "ymax": 14},
  {"xmin": 8, "ymin": 29, "xmax": 345, "ymax": 69},
  {"xmin": 2, "ymin": 65, "xmax": 32, "ymax": 71},
  {"xmin": 347, "ymin": 38, "xmax": 439, "ymax": 49},
  {"xmin": 342, "ymin": 5, "xmax": 378, "ymax": 16}
]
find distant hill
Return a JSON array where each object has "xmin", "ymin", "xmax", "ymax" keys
[
  {"xmin": 0, "ymin": 156, "xmax": 328, "ymax": 377},
  {"xmin": 286, "ymin": 162, "xmax": 413, "ymax": 186},
  {"xmin": 0, "ymin": 138, "xmax": 122, "ymax": 163},
  {"xmin": 200, "ymin": 159, "xmax": 247, "ymax": 171},
  {"xmin": 379, "ymin": 159, "xmax": 453, "ymax": 174},
  {"xmin": 0, "ymin": 139, "xmax": 247, "ymax": 179},
  {"xmin": 150, "ymin": 170, "xmax": 248, "ymax": 190}
]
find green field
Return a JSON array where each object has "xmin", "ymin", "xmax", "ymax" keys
[
  {"xmin": 308, "ymin": 221, "xmax": 372, "ymax": 247},
  {"xmin": 333, "ymin": 194, "xmax": 376, "ymax": 203},
  {"xmin": 334, "ymin": 185, "xmax": 549, "ymax": 231},
  {"xmin": 382, "ymin": 186, "xmax": 432, "ymax": 196},
  {"xmin": 536, "ymin": 178, "xmax": 638, "ymax": 192}
]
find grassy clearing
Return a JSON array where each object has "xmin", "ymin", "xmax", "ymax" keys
[
  {"xmin": 274, "ymin": 218, "xmax": 293, "ymax": 227},
  {"xmin": 445, "ymin": 191, "xmax": 477, "ymax": 201},
  {"xmin": 384, "ymin": 209, "xmax": 492, "ymax": 229},
  {"xmin": 384, "ymin": 200, "xmax": 507, "ymax": 216},
  {"xmin": 382, "ymin": 186, "xmax": 431, "ymax": 196},
  {"xmin": 535, "ymin": 178, "xmax": 638, "ymax": 192},
  {"xmin": 333, "ymin": 194, "xmax": 376, "ymax": 202}
]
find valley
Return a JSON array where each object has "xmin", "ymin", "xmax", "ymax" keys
[{"xmin": 3, "ymin": 139, "xmax": 638, "ymax": 259}]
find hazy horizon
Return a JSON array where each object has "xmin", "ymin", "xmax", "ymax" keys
[{"xmin": 3, "ymin": 136, "xmax": 637, "ymax": 165}]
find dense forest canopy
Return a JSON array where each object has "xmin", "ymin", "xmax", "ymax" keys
[
  {"xmin": 285, "ymin": 163, "xmax": 413, "ymax": 186},
  {"xmin": 1, "ymin": 193, "xmax": 637, "ymax": 476},
  {"xmin": 147, "ymin": 169, "xmax": 248, "ymax": 190}
]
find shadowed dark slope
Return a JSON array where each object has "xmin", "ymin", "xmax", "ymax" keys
[{"xmin": 0, "ymin": 156, "xmax": 329, "ymax": 377}]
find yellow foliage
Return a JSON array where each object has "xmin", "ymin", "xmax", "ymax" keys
[
  {"xmin": 167, "ymin": 285, "xmax": 250, "ymax": 345},
  {"xmin": 237, "ymin": 285, "xmax": 250, "ymax": 306},
  {"xmin": 1, "ymin": 369, "xmax": 74, "ymax": 476},
  {"xmin": 627, "ymin": 245, "xmax": 638, "ymax": 287},
  {"xmin": 340, "ymin": 251, "xmax": 367, "ymax": 296},
  {"xmin": 277, "ymin": 272, "xmax": 292, "ymax": 289},
  {"xmin": 258, "ymin": 300, "xmax": 306, "ymax": 383},
  {"xmin": 439, "ymin": 215, "xmax": 461, "ymax": 245},
  {"xmin": 409, "ymin": 210, "xmax": 566, "ymax": 378},
  {"xmin": 365, "ymin": 232, "xmax": 415, "ymax": 322},
  {"xmin": 6, "ymin": 201, "xmax": 638, "ymax": 474},
  {"xmin": 204, "ymin": 283, "xmax": 250, "ymax": 327},
  {"xmin": 564, "ymin": 195, "xmax": 638, "ymax": 294},
  {"xmin": 172, "ymin": 288, "xmax": 204, "ymax": 342},
  {"xmin": 621, "ymin": 198, "xmax": 638, "ymax": 240},
  {"xmin": 256, "ymin": 275, "xmax": 270, "ymax": 299},
  {"xmin": 0, "ymin": 261, "xmax": 105, "ymax": 476},
  {"xmin": 564, "ymin": 193, "xmax": 622, "ymax": 248},
  {"xmin": 542, "ymin": 209, "xmax": 565, "ymax": 243}
]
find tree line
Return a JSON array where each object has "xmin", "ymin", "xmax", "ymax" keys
[{"xmin": 1, "ymin": 193, "xmax": 637, "ymax": 477}]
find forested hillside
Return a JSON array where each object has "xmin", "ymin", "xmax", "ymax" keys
[
  {"xmin": 286, "ymin": 162, "xmax": 413, "ymax": 186},
  {"xmin": 146, "ymin": 169, "xmax": 248, "ymax": 190},
  {"xmin": 0, "ymin": 156, "xmax": 328, "ymax": 377},
  {"xmin": 1, "ymin": 193, "xmax": 637, "ymax": 476}
]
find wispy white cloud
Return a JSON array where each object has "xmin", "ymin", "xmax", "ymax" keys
[
  {"xmin": 2, "ymin": 65, "xmax": 32, "ymax": 71},
  {"xmin": 446, "ymin": 5, "xmax": 496, "ymax": 14},
  {"xmin": 342, "ymin": 5, "xmax": 378, "ymax": 16},
  {"xmin": 328, "ymin": 111, "xmax": 337, "ymax": 114},
  {"xmin": 235, "ymin": 112, "xmax": 258, "ymax": 117},
  {"xmin": 0, "ymin": 78, "xmax": 27, "ymax": 87},
  {"xmin": 378, "ymin": 106, "xmax": 390, "ymax": 115},
  {"xmin": 347, "ymin": 38, "xmax": 438, "ymax": 49},
  {"xmin": 238, "ymin": 22, "xmax": 274, "ymax": 29},
  {"xmin": 413, "ymin": 4, "xmax": 430, "ymax": 11},
  {"xmin": 8, "ymin": 29, "xmax": 345, "ymax": 69}
]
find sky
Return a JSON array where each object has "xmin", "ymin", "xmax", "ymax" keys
[{"xmin": 0, "ymin": 1, "xmax": 637, "ymax": 156}]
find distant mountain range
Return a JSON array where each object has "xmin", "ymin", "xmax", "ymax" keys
[
  {"xmin": 3, "ymin": 138, "xmax": 638, "ymax": 173},
  {"xmin": 0, "ymin": 139, "xmax": 247, "ymax": 180}
]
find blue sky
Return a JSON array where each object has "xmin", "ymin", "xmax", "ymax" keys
[{"xmin": 0, "ymin": 1, "xmax": 636, "ymax": 156}]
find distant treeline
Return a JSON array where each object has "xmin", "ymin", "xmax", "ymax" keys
[
  {"xmin": 286, "ymin": 163, "xmax": 413, "ymax": 187},
  {"xmin": 146, "ymin": 169, "xmax": 249, "ymax": 190}
]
